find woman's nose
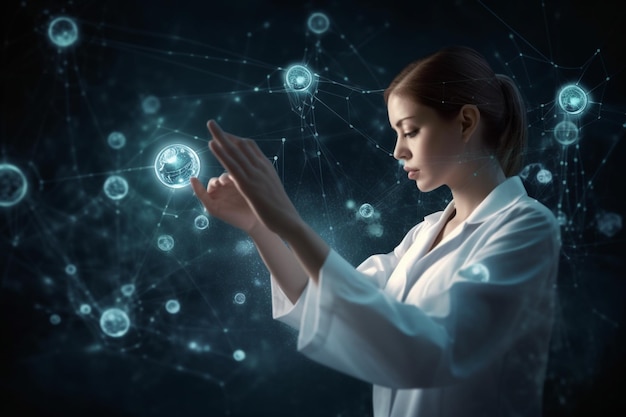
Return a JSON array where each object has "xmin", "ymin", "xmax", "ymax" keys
[{"xmin": 393, "ymin": 138, "xmax": 409, "ymax": 161}]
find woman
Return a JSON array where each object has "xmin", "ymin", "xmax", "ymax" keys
[{"xmin": 191, "ymin": 46, "xmax": 560, "ymax": 417}]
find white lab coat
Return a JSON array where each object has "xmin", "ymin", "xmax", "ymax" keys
[{"xmin": 271, "ymin": 176, "xmax": 561, "ymax": 417}]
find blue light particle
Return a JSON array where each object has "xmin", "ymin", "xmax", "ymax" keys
[
  {"xmin": 285, "ymin": 64, "xmax": 313, "ymax": 92},
  {"xmin": 194, "ymin": 214, "xmax": 209, "ymax": 230},
  {"xmin": 459, "ymin": 263, "xmax": 490, "ymax": 282},
  {"xmin": 48, "ymin": 16, "xmax": 78, "ymax": 48},
  {"xmin": 142, "ymin": 95, "xmax": 161, "ymax": 114},
  {"xmin": 65, "ymin": 264, "xmax": 77, "ymax": 275},
  {"xmin": 50, "ymin": 314, "xmax": 61, "ymax": 325},
  {"xmin": 536, "ymin": 169, "xmax": 553, "ymax": 184},
  {"xmin": 233, "ymin": 349, "xmax": 246, "ymax": 361},
  {"xmin": 154, "ymin": 144, "xmax": 201, "ymax": 188},
  {"xmin": 121, "ymin": 284, "xmax": 135, "ymax": 297},
  {"xmin": 557, "ymin": 84, "xmax": 588, "ymax": 115},
  {"xmin": 596, "ymin": 212, "xmax": 622, "ymax": 237},
  {"xmin": 367, "ymin": 223, "xmax": 384, "ymax": 237},
  {"xmin": 103, "ymin": 175, "xmax": 129, "ymax": 200},
  {"xmin": 100, "ymin": 308, "xmax": 130, "ymax": 338},
  {"xmin": 79, "ymin": 304, "xmax": 92, "ymax": 315},
  {"xmin": 107, "ymin": 132, "xmax": 126, "ymax": 149},
  {"xmin": 157, "ymin": 234, "xmax": 175, "ymax": 251},
  {"xmin": 553, "ymin": 120, "xmax": 579, "ymax": 146},
  {"xmin": 165, "ymin": 299, "xmax": 180, "ymax": 314},
  {"xmin": 358, "ymin": 203, "xmax": 374, "ymax": 219},
  {"xmin": 0, "ymin": 163, "xmax": 28, "ymax": 208},
  {"xmin": 233, "ymin": 292, "xmax": 246, "ymax": 305},
  {"xmin": 307, "ymin": 12, "xmax": 330, "ymax": 35}
]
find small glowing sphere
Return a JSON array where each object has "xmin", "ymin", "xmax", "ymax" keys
[
  {"xmin": 103, "ymin": 175, "xmax": 129, "ymax": 200},
  {"xmin": 233, "ymin": 349, "xmax": 246, "ymax": 361},
  {"xmin": 596, "ymin": 212, "xmax": 622, "ymax": 238},
  {"xmin": 48, "ymin": 16, "xmax": 78, "ymax": 48},
  {"xmin": 536, "ymin": 169, "xmax": 553, "ymax": 184},
  {"xmin": 233, "ymin": 292, "xmax": 246, "ymax": 305},
  {"xmin": 157, "ymin": 234, "xmax": 175, "ymax": 251},
  {"xmin": 307, "ymin": 12, "xmax": 330, "ymax": 34},
  {"xmin": 50, "ymin": 314, "xmax": 61, "ymax": 325},
  {"xmin": 65, "ymin": 264, "xmax": 77, "ymax": 275},
  {"xmin": 107, "ymin": 132, "xmax": 126, "ymax": 149},
  {"xmin": 285, "ymin": 65, "xmax": 313, "ymax": 92},
  {"xmin": 100, "ymin": 308, "xmax": 130, "ymax": 338},
  {"xmin": 358, "ymin": 203, "xmax": 374, "ymax": 219},
  {"xmin": 557, "ymin": 84, "xmax": 588, "ymax": 115},
  {"xmin": 142, "ymin": 95, "xmax": 161, "ymax": 114},
  {"xmin": 459, "ymin": 263, "xmax": 490, "ymax": 282},
  {"xmin": 553, "ymin": 120, "xmax": 579, "ymax": 146},
  {"xmin": 121, "ymin": 284, "xmax": 135, "ymax": 297},
  {"xmin": 556, "ymin": 211, "xmax": 567, "ymax": 226},
  {"xmin": 235, "ymin": 239, "xmax": 255, "ymax": 256},
  {"xmin": 367, "ymin": 223, "xmax": 384, "ymax": 238},
  {"xmin": 0, "ymin": 163, "xmax": 28, "ymax": 207},
  {"xmin": 194, "ymin": 214, "xmax": 209, "ymax": 230},
  {"xmin": 154, "ymin": 144, "xmax": 201, "ymax": 188},
  {"xmin": 79, "ymin": 304, "xmax": 92, "ymax": 315},
  {"xmin": 346, "ymin": 199, "xmax": 356, "ymax": 210},
  {"xmin": 165, "ymin": 299, "xmax": 180, "ymax": 314}
]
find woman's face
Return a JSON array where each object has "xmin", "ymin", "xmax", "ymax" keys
[{"xmin": 387, "ymin": 93, "xmax": 466, "ymax": 192}]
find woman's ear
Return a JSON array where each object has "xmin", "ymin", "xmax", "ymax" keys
[{"xmin": 459, "ymin": 104, "xmax": 480, "ymax": 143}]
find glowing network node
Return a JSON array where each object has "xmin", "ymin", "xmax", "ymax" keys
[
  {"xmin": 79, "ymin": 304, "xmax": 92, "ymax": 315},
  {"xmin": 121, "ymin": 284, "xmax": 135, "ymax": 297},
  {"xmin": 553, "ymin": 120, "xmax": 579, "ymax": 146},
  {"xmin": 536, "ymin": 169, "xmax": 553, "ymax": 184},
  {"xmin": 157, "ymin": 234, "xmax": 175, "ymax": 251},
  {"xmin": 103, "ymin": 175, "xmax": 129, "ymax": 200},
  {"xmin": 233, "ymin": 349, "xmax": 246, "ymax": 361},
  {"xmin": 48, "ymin": 16, "xmax": 78, "ymax": 48},
  {"xmin": 307, "ymin": 12, "xmax": 330, "ymax": 34},
  {"xmin": 596, "ymin": 212, "xmax": 622, "ymax": 237},
  {"xmin": 165, "ymin": 299, "xmax": 180, "ymax": 314},
  {"xmin": 65, "ymin": 264, "xmax": 77, "ymax": 275},
  {"xmin": 345, "ymin": 199, "xmax": 356, "ymax": 210},
  {"xmin": 100, "ymin": 308, "xmax": 130, "ymax": 338},
  {"xmin": 519, "ymin": 162, "xmax": 543, "ymax": 181},
  {"xmin": 0, "ymin": 163, "xmax": 28, "ymax": 208},
  {"xmin": 358, "ymin": 203, "xmax": 374, "ymax": 219},
  {"xmin": 556, "ymin": 210, "xmax": 567, "ymax": 226},
  {"xmin": 367, "ymin": 223, "xmax": 384, "ymax": 238},
  {"xmin": 50, "ymin": 314, "xmax": 61, "ymax": 325},
  {"xmin": 285, "ymin": 64, "xmax": 313, "ymax": 92},
  {"xmin": 154, "ymin": 144, "xmax": 200, "ymax": 188},
  {"xmin": 142, "ymin": 95, "xmax": 161, "ymax": 114},
  {"xmin": 107, "ymin": 132, "xmax": 126, "ymax": 150},
  {"xmin": 459, "ymin": 263, "xmax": 490, "ymax": 282},
  {"xmin": 233, "ymin": 292, "xmax": 246, "ymax": 305},
  {"xmin": 194, "ymin": 214, "xmax": 209, "ymax": 230},
  {"xmin": 234, "ymin": 239, "xmax": 255, "ymax": 256},
  {"xmin": 557, "ymin": 84, "xmax": 588, "ymax": 115}
]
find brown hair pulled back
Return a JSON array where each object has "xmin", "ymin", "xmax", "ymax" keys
[{"xmin": 384, "ymin": 46, "xmax": 527, "ymax": 177}]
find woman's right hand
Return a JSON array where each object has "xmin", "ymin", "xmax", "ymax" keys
[{"xmin": 190, "ymin": 173, "xmax": 260, "ymax": 234}]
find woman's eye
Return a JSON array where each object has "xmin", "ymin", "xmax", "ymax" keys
[{"xmin": 403, "ymin": 129, "xmax": 419, "ymax": 138}]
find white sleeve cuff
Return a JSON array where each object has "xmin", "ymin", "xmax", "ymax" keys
[{"xmin": 270, "ymin": 274, "xmax": 311, "ymax": 330}]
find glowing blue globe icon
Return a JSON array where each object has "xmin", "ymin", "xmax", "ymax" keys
[
  {"xmin": 100, "ymin": 308, "xmax": 130, "ymax": 338},
  {"xmin": 194, "ymin": 214, "xmax": 209, "ymax": 230},
  {"xmin": 553, "ymin": 120, "xmax": 579, "ymax": 146},
  {"xmin": 154, "ymin": 144, "xmax": 200, "ymax": 188},
  {"xmin": 107, "ymin": 132, "xmax": 126, "ymax": 149},
  {"xmin": 142, "ymin": 95, "xmax": 161, "ymax": 114},
  {"xmin": 307, "ymin": 12, "xmax": 330, "ymax": 35},
  {"xmin": 359, "ymin": 203, "xmax": 374, "ymax": 219},
  {"xmin": 157, "ymin": 234, "xmax": 175, "ymax": 251},
  {"xmin": 165, "ymin": 299, "xmax": 180, "ymax": 314},
  {"xmin": 103, "ymin": 175, "xmax": 129, "ymax": 200},
  {"xmin": 557, "ymin": 84, "xmax": 588, "ymax": 115},
  {"xmin": 48, "ymin": 17, "xmax": 79, "ymax": 48},
  {"xmin": 285, "ymin": 65, "xmax": 313, "ymax": 92},
  {"xmin": 0, "ymin": 163, "xmax": 28, "ymax": 208}
]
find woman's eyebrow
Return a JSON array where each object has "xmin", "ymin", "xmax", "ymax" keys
[{"xmin": 394, "ymin": 116, "xmax": 418, "ymax": 127}]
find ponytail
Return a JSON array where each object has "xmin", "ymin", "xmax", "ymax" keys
[{"xmin": 495, "ymin": 74, "xmax": 527, "ymax": 177}]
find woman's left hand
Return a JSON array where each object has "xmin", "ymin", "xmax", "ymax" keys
[{"xmin": 205, "ymin": 119, "xmax": 303, "ymax": 238}]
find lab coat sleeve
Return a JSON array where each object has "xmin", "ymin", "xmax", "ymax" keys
[
  {"xmin": 294, "ymin": 207, "xmax": 560, "ymax": 389},
  {"xmin": 271, "ymin": 223, "xmax": 424, "ymax": 330}
]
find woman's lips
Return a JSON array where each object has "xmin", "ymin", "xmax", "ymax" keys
[{"xmin": 406, "ymin": 169, "xmax": 419, "ymax": 179}]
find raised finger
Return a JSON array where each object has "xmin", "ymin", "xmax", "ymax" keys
[
  {"xmin": 190, "ymin": 177, "xmax": 207, "ymax": 198},
  {"xmin": 207, "ymin": 120, "xmax": 255, "ymax": 168}
]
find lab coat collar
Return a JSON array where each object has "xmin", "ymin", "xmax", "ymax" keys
[{"xmin": 423, "ymin": 176, "xmax": 527, "ymax": 226}]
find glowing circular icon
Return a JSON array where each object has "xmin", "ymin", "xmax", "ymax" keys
[
  {"xmin": 358, "ymin": 203, "xmax": 374, "ymax": 219},
  {"xmin": 157, "ymin": 234, "xmax": 175, "ymax": 251},
  {"xmin": 48, "ymin": 16, "xmax": 78, "ymax": 48},
  {"xmin": 285, "ymin": 64, "xmax": 313, "ymax": 92},
  {"xmin": 233, "ymin": 292, "xmax": 246, "ymax": 305},
  {"xmin": 107, "ymin": 132, "xmax": 126, "ymax": 149},
  {"xmin": 142, "ymin": 95, "xmax": 161, "ymax": 114},
  {"xmin": 596, "ymin": 212, "xmax": 622, "ymax": 238},
  {"xmin": 194, "ymin": 214, "xmax": 209, "ymax": 230},
  {"xmin": 165, "ymin": 299, "xmax": 180, "ymax": 314},
  {"xmin": 557, "ymin": 84, "xmax": 588, "ymax": 115},
  {"xmin": 65, "ymin": 264, "xmax": 77, "ymax": 275},
  {"xmin": 103, "ymin": 175, "xmax": 129, "ymax": 200},
  {"xmin": 50, "ymin": 314, "xmax": 61, "ymax": 325},
  {"xmin": 307, "ymin": 12, "xmax": 330, "ymax": 35},
  {"xmin": 0, "ymin": 163, "xmax": 28, "ymax": 208},
  {"xmin": 536, "ymin": 169, "xmax": 553, "ymax": 184},
  {"xmin": 154, "ymin": 144, "xmax": 200, "ymax": 188},
  {"xmin": 79, "ymin": 304, "xmax": 92, "ymax": 315},
  {"xmin": 121, "ymin": 284, "xmax": 135, "ymax": 297},
  {"xmin": 233, "ymin": 349, "xmax": 246, "ymax": 361},
  {"xmin": 100, "ymin": 308, "xmax": 130, "ymax": 338},
  {"xmin": 553, "ymin": 120, "xmax": 579, "ymax": 146}
]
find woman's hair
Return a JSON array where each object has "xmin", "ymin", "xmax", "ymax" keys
[{"xmin": 383, "ymin": 46, "xmax": 527, "ymax": 177}]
